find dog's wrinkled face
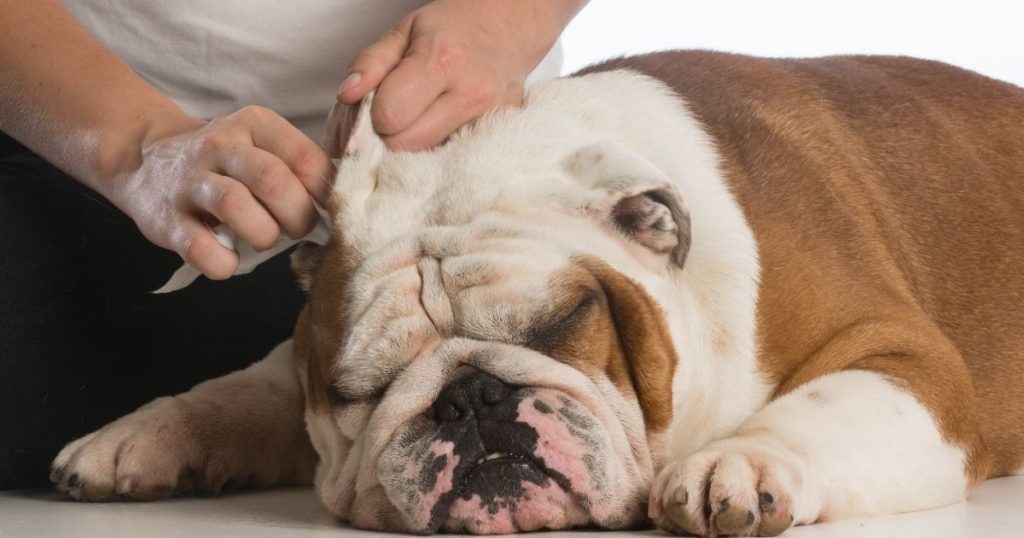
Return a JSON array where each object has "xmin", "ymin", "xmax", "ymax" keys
[{"xmin": 292, "ymin": 96, "xmax": 690, "ymax": 533}]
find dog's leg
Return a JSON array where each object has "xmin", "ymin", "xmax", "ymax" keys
[
  {"xmin": 50, "ymin": 339, "xmax": 316, "ymax": 501},
  {"xmin": 650, "ymin": 325, "xmax": 987, "ymax": 537}
]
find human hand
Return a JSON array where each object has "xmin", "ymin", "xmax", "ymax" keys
[
  {"xmin": 106, "ymin": 107, "xmax": 333, "ymax": 280},
  {"xmin": 338, "ymin": 0, "xmax": 584, "ymax": 152}
]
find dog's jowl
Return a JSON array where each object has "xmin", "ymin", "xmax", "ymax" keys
[{"xmin": 51, "ymin": 51, "xmax": 1024, "ymax": 537}]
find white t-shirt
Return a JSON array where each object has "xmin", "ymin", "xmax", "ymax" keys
[{"xmin": 65, "ymin": 1, "xmax": 563, "ymax": 141}]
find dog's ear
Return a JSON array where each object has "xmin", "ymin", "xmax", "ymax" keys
[
  {"xmin": 321, "ymin": 91, "xmax": 386, "ymax": 210},
  {"xmin": 564, "ymin": 142, "xmax": 691, "ymax": 268},
  {"xmin": 609, "ymin": 187, "xmax": 690, "ymax": 267},
  {"xmin": 296, "ymin": 93, "xmax": 383, "ymax": 291},
  {"xmin": 322, "ymin": 101, "xmax": 357, "ymax": 161}
]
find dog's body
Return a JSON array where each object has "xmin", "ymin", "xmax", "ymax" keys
[{"xmin": 51, "ymin": 52, "xmax": 1024, "ymax": 536}]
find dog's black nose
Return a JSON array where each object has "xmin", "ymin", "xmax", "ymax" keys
[{"xmin": 433, "ymin": 370, "xmax": 513, "ymax": 422}]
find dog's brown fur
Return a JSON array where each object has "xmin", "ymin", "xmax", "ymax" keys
[{"xmin": 581, "ymin": 52, "xmax": 1024, "ymax": 480}]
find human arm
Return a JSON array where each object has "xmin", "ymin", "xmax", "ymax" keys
[{"xmin": 0, "ymin": 0, "xmax": 332, "ymax": 279}]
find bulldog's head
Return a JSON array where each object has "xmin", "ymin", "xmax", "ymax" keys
[{"xmin": 292, "ymin": 90, "xmax": 691, "ymax": 534}]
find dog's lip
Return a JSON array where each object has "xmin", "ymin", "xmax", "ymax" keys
[
  {"xmin": 461, "ymin": 452, "xmax": 550, "ymax": 485},
  {"xmin": 424, "ymin": 449, "xmax": 573, "ymax": 529},
  {"xmin": 462, "ymin": 451, "xmax": 551, "ymax": 483},
  {"xmin": 465, "ymin": 454, "xmax": 543, "ymax": 478},
  {"xmin": 456, "ymin": 449, "xmax": 574, "ymax": 500}
]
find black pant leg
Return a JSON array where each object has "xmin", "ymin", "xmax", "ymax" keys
[{"xmin": 0, "ymin": 152, "xmax": 304, "ymax": 490}]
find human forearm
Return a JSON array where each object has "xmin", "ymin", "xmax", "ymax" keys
[
  {"xmin": 519, "ymin": 0, "xmax": 589, "ymax": 66},
  {"xmin": 0, "ymin": 0, "xmax": 200, "ymax": 196},
  {"xmin": 0, "ymin": 0, "xmax": 333, "ymax": 281}
]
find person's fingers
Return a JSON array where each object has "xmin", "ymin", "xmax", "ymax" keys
[
  {"xmin": 169, "ymin": 216, "xmax": 239, "ymax": 281},
  {"xmin": 371, "ymin": 44, "xmax": 451, "ymax": 136},
  {"xmin": 231, "ymin": 106, "xmax": 333, "ymax": 206},
  {"xmin": 383, "ymin": 79, "xmax": 509, "ymax": 152},
  {"xmin": 338, "ymin": 22, "xmax": 412, "ymax": 104},
  {"xmin": 190, "ymin": 172, "xmax": 281, "ymax": 252},
  {"xmin": 217, "ymin": 146, "xmax": 317, "ymax": 238}
]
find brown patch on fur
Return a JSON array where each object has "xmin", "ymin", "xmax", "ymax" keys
[
  {"xmin": 528, "ymin": 256, "xmax": 678, "ymax": 431},
  {"xmin": 291, "ymin": 236, "xmax": 355, "ymax": 411},
  {"xmin": 580, "ymin": 52, "xmax": 1024, "ymax": 481},
  {"xmin": 291, "ymin": 243, "xmax": 324, "ymax": 293}
]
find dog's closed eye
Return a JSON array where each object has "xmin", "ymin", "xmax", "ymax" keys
[
  {"xmin": 526, "ymin": 289, "xmax": 600, "ymax": 356},
  {"xmin": 326, "ymin": 383, "xmax": 385, "ymax": 407}
]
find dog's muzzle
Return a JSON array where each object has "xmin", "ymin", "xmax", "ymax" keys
[
  {"xmin": 431, "ymin": 371, "xmax": 575, "ymax": 524},
  {"xmin": 377, "ymin": 368, "xmax": 605, "ymax": 534}
]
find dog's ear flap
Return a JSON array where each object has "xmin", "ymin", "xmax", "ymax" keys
[
  {"xmin": 293, "ymin": 97, "xmax": 375, "ymax": 292},
  {"xmin": 297, "ymin": 93, "xmax": 382, "ymax": 292},
  {"xmin": 321, "ymin": 92, "xmax": 386, "ymax": 204},
  {"xmin": 610, "ymin": 187, "xmax": 690, "ymax": 267},
  {"xmin": 322, "ymin": 101, "xmax": 358, "ymax": 160},
  {"xmin": 564, "ymin": 143, "xmax": 691, "ymax": 268}
]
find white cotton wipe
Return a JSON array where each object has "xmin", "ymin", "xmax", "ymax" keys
[{"xmin": 152, "ymin": 204, "xmax": 332, "ymax": 293}]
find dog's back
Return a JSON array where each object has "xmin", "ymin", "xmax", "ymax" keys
[{"xmin": 581, "ymin": 52, "xmax": 1024, "ymax": 477}]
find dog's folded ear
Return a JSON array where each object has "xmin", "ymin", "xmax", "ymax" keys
[
  {"xmin": 293, "ymin": 92, "xmax": 384, "ymax": 289},
  {"xmin": 609, "ymin": 187, "xmax": 690, "ymax": 266},
  {"xmin": 291, "ymin": 94, "xmax": 385, "ymax": 293},
  {"xmin": 321, "ymin": 91, "xmax": 386, "ymax": 204},
  {"xmin": 322, "ymin": 101, "xmax": 358, "ymax": 161},
  {"xmin": 564, "ymin": 142, "xmax": 691, "ymax": 268}
]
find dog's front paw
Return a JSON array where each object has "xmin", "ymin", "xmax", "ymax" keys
[
  {"xmin": 649, "ymin": 438, "xmax": 813, "ymax": 537},
  {"xmin": 50, "ymin": 397, "xmax": 215, "ymax": 501}
]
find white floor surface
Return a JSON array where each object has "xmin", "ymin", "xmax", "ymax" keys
[{"xmin": 1, "ymin": 475, "xmax": 1022, "ymax": 537}]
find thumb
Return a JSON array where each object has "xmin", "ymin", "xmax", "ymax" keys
[{"xmin": 338, "ymin": 22, "xmax": 412, "ymax": 104}]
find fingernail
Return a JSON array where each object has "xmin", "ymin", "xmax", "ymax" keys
[
  {"xmin": 340, "ymin": 72, "xmax": 361, "ymax": 93},
  {"xmin": 116, "ymin": 476, "xmax": 136, "ymax": 494},
  {"xmin": 674, "ymin": 489, "xmax": 688, "ymax": 505}
]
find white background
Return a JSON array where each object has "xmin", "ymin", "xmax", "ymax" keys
[{"xmin": 560, "ymin": 0, "xmax": 1024, "ymax": 87}]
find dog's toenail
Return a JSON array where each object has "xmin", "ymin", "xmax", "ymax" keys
[
  {"xmin": 116, "ymin": 476, "xmax": 136, "ymax": 494},
  {"xmin": 674, "ymin": 489, "xmax": 688, "ymax": 505},
  {"xmin": 746, "ymin": 510, "xmax": 755, "ymax": 525},
  {"xmin": 67, "ymin": 473, "xmax": 80, "ymax": 487}
]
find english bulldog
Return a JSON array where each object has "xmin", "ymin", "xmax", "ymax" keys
[{"xmin": 50, "ymin": 51, "xmax": 1024, "ymax": 536}]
